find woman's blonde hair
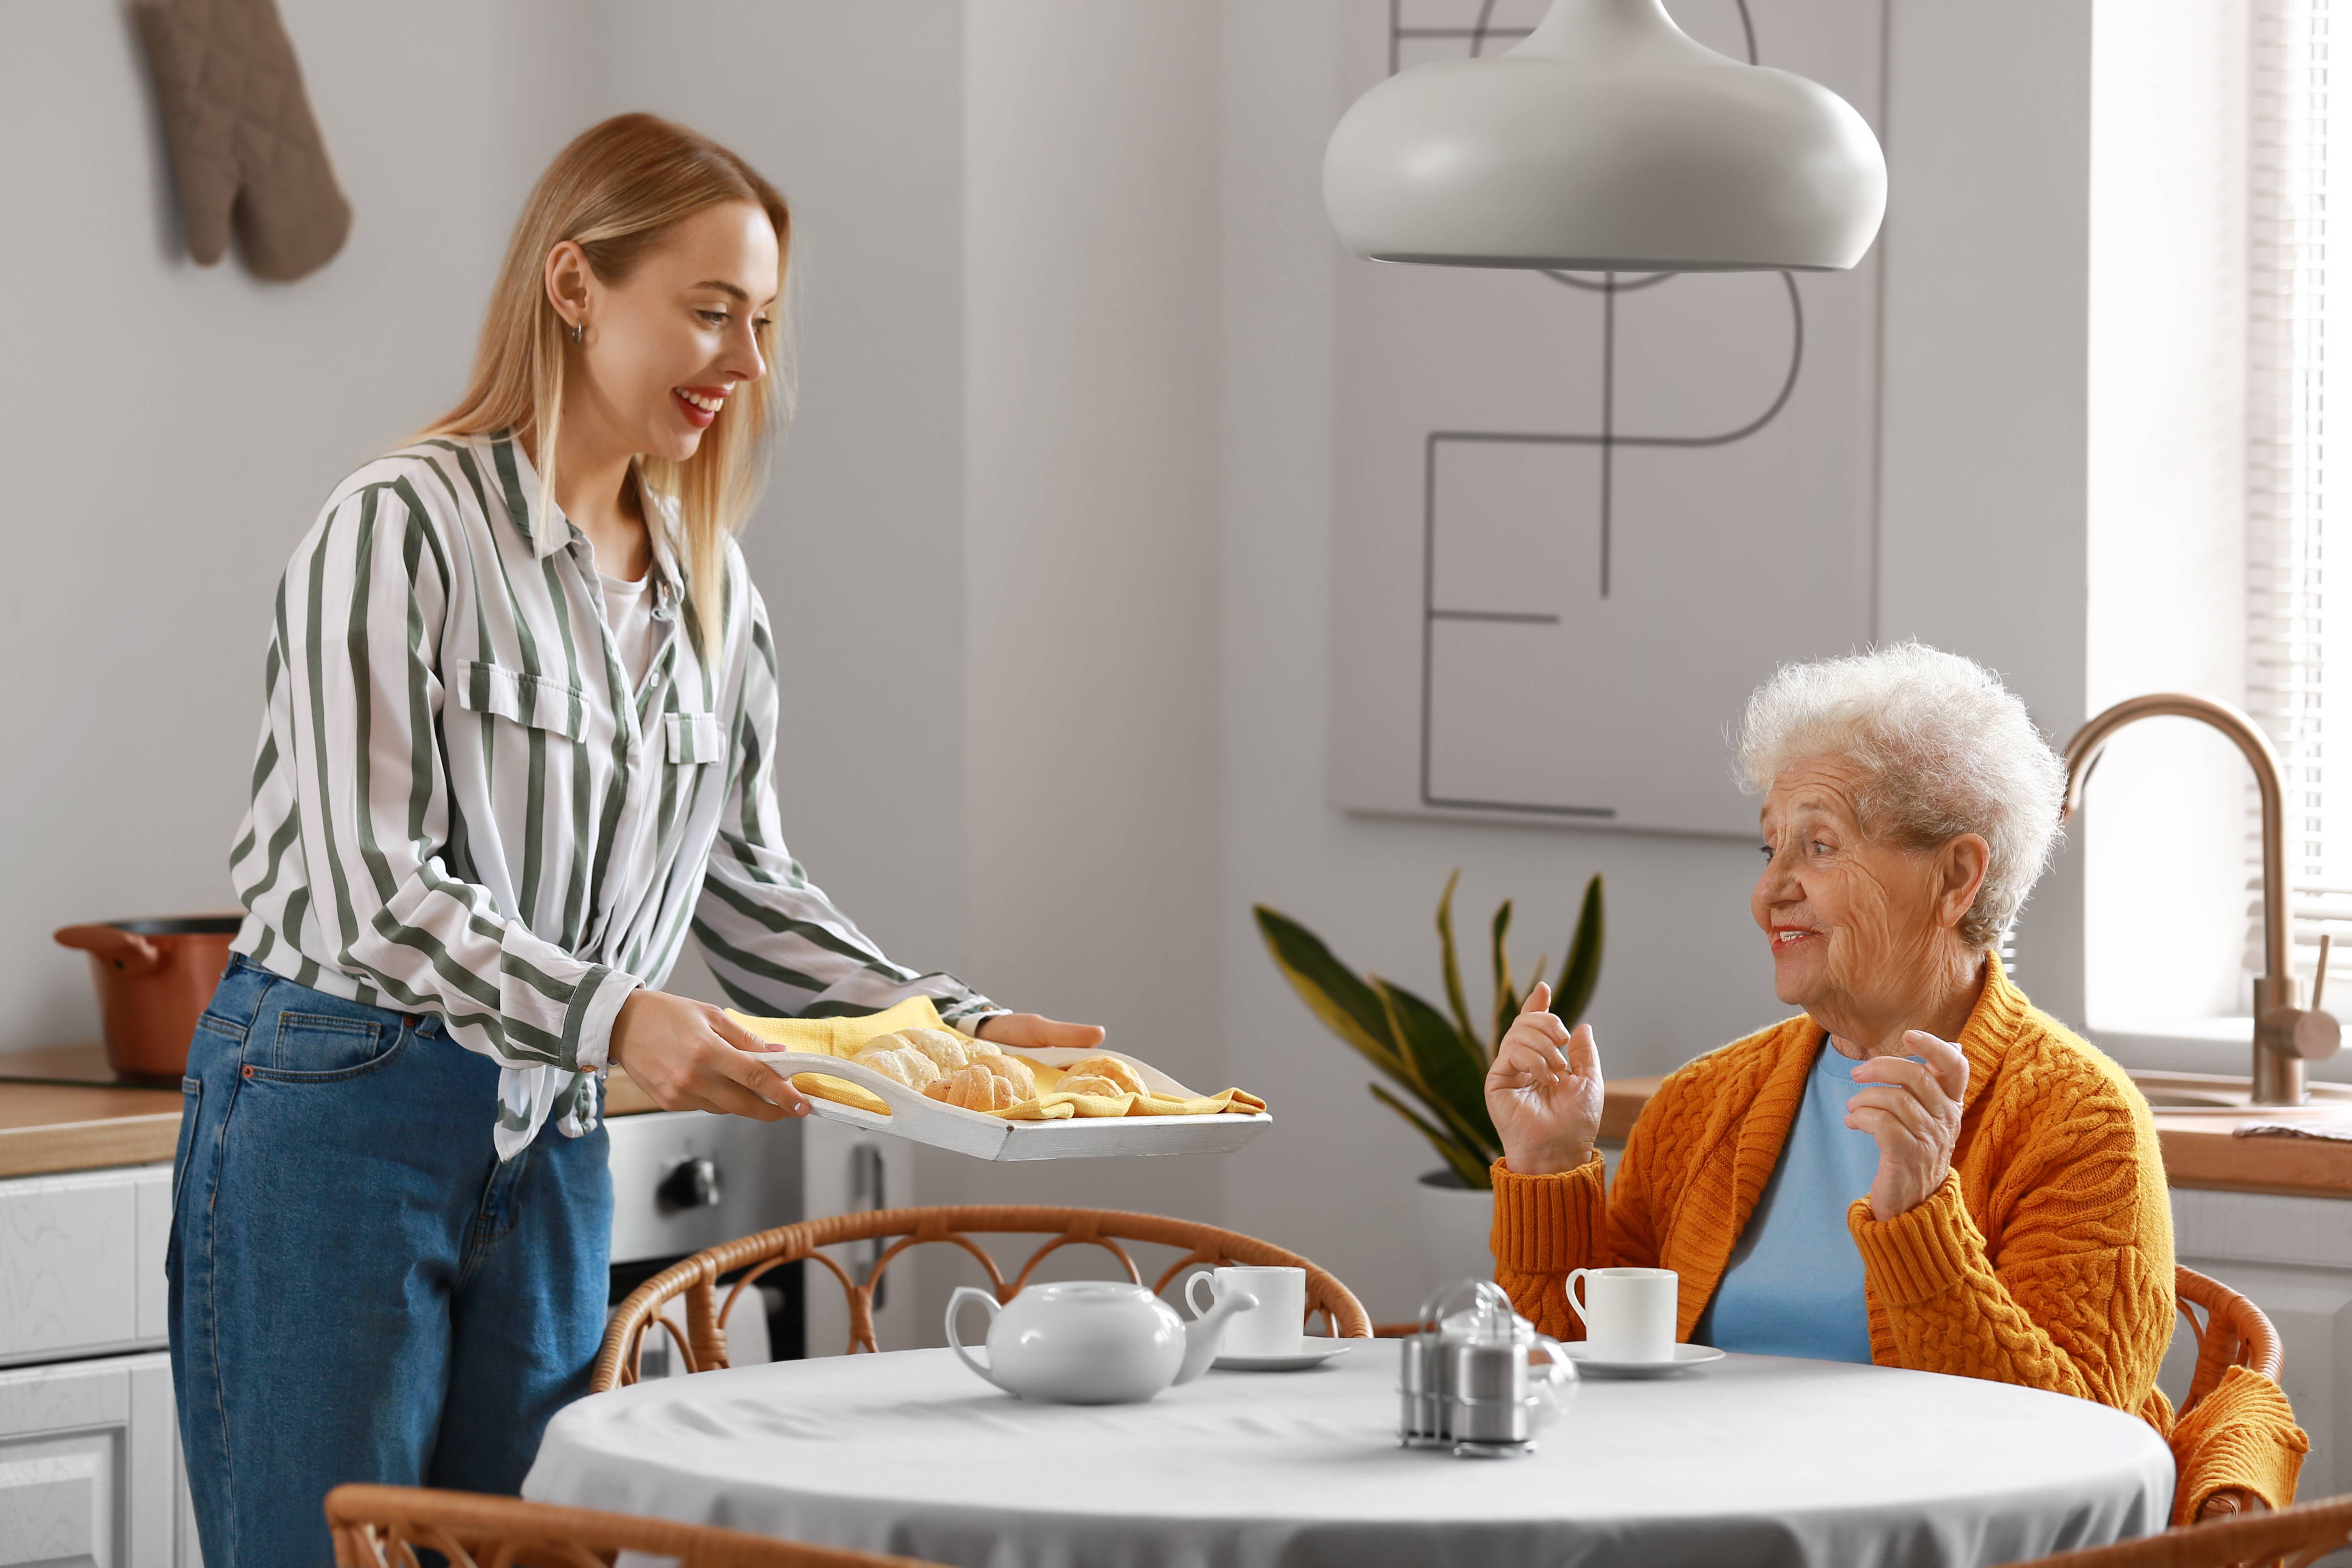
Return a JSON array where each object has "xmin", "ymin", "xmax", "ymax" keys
[{"xmin": 426, "ymin": 113, "xmax": 795, "ymax": 650}]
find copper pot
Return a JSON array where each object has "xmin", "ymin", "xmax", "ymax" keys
[{"xmin": 53, "ymin": 915, "xmax": 243, "ymax": 1084}]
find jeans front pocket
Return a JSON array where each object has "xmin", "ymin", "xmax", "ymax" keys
[
  {"xmin": 169, "ymin": 1075, "xmax": 203, "ymax": 1265},
  {"xmin": 252, "ymin": 1010, "xmax": 405, "ymax": 1082}
]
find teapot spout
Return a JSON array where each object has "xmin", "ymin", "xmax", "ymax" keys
[{"xmin": 1175, "ymin": 1289, "xmax": 1259, "ymax": 1385}]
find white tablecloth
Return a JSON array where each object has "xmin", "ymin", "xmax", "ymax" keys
[{"xmin": 525, "ymin": 1343, "xmax": 2175, "ymax": 1568}]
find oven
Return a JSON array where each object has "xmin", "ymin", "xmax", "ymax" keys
[{"xmin": 604, "ymin": 1108, "xmax": 917, "ymax": 1371}]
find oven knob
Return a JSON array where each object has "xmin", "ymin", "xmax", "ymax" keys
[{"xmin": 656, "ymin": 1157, "xmax": 722, "ymax": 1214}]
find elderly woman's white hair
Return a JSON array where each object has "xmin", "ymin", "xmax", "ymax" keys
[{"xmin": 1736, "ymin": 642, "xmax": 2066, "ymax": 948}]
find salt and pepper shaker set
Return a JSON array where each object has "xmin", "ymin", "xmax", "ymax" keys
[{"xmin": 1397, "ymin": 1278, "xmax": 1577, "ymax": 1458}]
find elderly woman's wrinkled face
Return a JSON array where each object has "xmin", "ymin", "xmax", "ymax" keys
[{"xmin": 1751, "ymin": 758, "xmax": 1970, "ymax": 1028}]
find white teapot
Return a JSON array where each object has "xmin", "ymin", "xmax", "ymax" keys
[{"xmin": 946, "ymin": 1279, "xmax": 1259, "ymax": 1404}]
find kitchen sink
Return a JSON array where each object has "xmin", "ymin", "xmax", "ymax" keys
[{"xmin": 2127, "ymin": 1069, "xmax": 2352, "ymax": 1111}]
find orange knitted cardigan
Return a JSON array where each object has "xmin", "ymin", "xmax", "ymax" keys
[{"xmin": 1488, "ymin": 958, "xmax": 2305, "ymax": 1523}]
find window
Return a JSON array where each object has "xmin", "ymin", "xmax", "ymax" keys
[{"xmin": 2246, "ymin": 0, "xmax": 2352, "ymax": 993}]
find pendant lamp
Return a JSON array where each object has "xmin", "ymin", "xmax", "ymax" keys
[{"xmin": 1323, "ymin": 0, "xmax": 1887, "ymax": 271}]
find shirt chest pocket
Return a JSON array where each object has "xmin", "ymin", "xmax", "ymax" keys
[
  {"xmin": 664, "ymin": 710, "xmax": 726, "ymax": 766},
  {"xmin": 455, "ymin": 660, "xmax": 587, "ymax": 741}
]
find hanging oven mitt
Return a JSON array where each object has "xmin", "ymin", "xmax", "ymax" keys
[{"xmin": 132, "ymin": 0, "xmax": 351, "ymax": 281}]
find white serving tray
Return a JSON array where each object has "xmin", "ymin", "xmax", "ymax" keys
[{"xmin": 749, "ymin": 1045, "xmax": 1272, "ymax": 1162}]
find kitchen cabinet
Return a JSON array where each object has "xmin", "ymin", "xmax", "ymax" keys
[
  {"xmin": 0, "ymin": 1350, "xmax": 196, "ymax": 1567},
  {"xmin": 0, "ymin": 1158, "xmax": 196, "ymax": 1566},
  {"xmin": 0, "ymin": 1165, "xmax": 169, "ymax": 1370}
]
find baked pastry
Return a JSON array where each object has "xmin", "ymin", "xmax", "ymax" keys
[
  {"xmin": 969, "ymin": 1048, "xmax": 1036, "ymax": 1100},
  {"xmin": 851, "ymin": 1040, "xmax": 941, "ymax": 1093},
  {"xmin": 926, "ymin": 1064, "xmax": 1017, "ymax": 1112},
  {"xmin": 898, "ymin": 1027, "xmax": 978, "ymax": 1074},
  {"xmin": 1056, "ymin": 1073, "xmax": 1128, "ymax": 1100},
  {"xmin": 1057, "ymin": 1055, "xmax": 1147, "ymax": 1097}
]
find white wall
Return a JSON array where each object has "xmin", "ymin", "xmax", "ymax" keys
[
  {"xmin": 588, "ymin": 3, "xmax": 975, "ymax": 1001},
  {"xmin": 1872, "ymin": 0, "xmax": 2097, "ymax": 1035},
  {"xmin": 951, "ymin": 0, "xmax": 1227, "ymax": 1223},
  {"xmin": 0, "ymin": 1, "xmax": 589, "ymax": 1050},
  {"xmin": 0, "ymin": 4, "xmax": 972, "ymax": 1055}
]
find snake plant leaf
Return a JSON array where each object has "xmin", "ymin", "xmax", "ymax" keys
[
  {"xmin": 1254, "ymin": 905, "xmax": 1405, "ymax": 1077},
  {"xmin": 1489, "ymin": 898, "xmax": 1518, "ymax": 1048},
  {"xmin": 1370, "ymin": 1083, "xmax": 1493, "ymax": 1190},
  {"xmin": 1435, "ymin": 869, "xmax": 1481, "ymax": 1056},
  {"xmin": 1550, "ymin": 874, "xmax": 1605, "ymax": 1029},
  {"xmin": 1375, "ymin": 976, "xmax": 1501, "ymax": 1162}
]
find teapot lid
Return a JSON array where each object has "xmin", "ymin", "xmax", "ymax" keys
[
  {"xmin": 1415, "ymin": 1278, "xmax": 1529, "ymax": 1343},
  {"xmin": 1021, "ymin": 1280, "xmax": 1153, "ymax": 1301}
]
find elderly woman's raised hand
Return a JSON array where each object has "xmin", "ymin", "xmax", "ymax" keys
[
  {"xmin": 1845, "ymin": 1030, "xmax": 1970, "ymax": 1220},
  {"xmin": 1486, "ymin": 983, "xmax": 1606, "ymax": 1176}
]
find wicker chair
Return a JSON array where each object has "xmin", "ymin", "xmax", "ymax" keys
[
  {"xmin": 1993, "ymin": 1495, "xmax": 2352, "ymax": 1568},
  {"xmin": 325, "ymin": 1483, "xmax": 937, "ymax": 1567},
  {"xmin": 596, "ymin": 1203, "xmax": 1371, "ymax": 1391},
  {"xmin": 2174, "ymin": 1265, "xmax": 2286, "ymax": 1524},
  {"xmin": 2177, "ymin": 1265, "xmax": 2283, "ymax": 1410}
]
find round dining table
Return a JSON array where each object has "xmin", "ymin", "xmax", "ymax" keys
[{"xmin": 524, "ymin": 1341, "xmax": 2175, "ymax": 1568}]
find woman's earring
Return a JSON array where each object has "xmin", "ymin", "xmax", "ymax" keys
[{"xmin": 570, "ymin": 318, "xmax": 584, "ymax": 345}]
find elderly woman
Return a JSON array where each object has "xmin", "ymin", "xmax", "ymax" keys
[{"xmin": 1485, "ymin": 643, "xmax": 2303, "ymax": 1522}]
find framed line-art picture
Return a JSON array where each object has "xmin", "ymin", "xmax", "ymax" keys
[{"xmin": 1328, "ymin": 0, "xmax": 1886, "ymax": 838}]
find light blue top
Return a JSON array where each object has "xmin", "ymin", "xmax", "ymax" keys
[{"xmin": 1691, "ymin": 1037, "xmax": 1885, "ymax": 1365}]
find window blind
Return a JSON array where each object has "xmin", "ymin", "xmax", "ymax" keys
[{"xmin": 2246, "ymin": 0, "xmax": 2352, "ymax": 993}]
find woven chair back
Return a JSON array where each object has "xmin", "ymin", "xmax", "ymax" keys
[
  {"xmin": 2176, "ymin": 1265, "xmax": 2284, "ymax": 1416},
  {"xmin": 325, "ymin": 1483, "xmax": 937, "ymax": 1567},
  {"xmin": 596, "ymin": 1203, "xmax": 1371, "ymax": 1392}
]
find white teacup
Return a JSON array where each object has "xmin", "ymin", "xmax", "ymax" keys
[
  {"xmin": 1566, "ymin": 1266, "xmax": 1678, "ymax": 1363},
  {"xmin": 1186, "ymin": 1265, "xmax": 1308, "ymax": 1357}
]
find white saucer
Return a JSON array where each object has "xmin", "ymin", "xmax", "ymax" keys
[
  {"xmin": 1560, "ymin": 1343, "xmax": 1725, "ymax": 1378},
  {"xmin": 1211, "ymin": 1341, "xmax": 1355, "ymax": 1372}
]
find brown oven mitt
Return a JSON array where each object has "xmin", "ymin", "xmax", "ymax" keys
[{"xmin": 132, "ymin": 0, "xmax": 351, "ymax": 281}]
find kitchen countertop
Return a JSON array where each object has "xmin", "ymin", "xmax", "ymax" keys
[
  {"xmin": 8, "ymin": 1048, "xmax": 2350, "ymax": 1197},
  {"xmin": 0, "ymin": 1042, "xmax": 661, "ymax": 1180}
]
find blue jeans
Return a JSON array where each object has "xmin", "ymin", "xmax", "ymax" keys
[{"xmin": 169, "ymin": 955, "xmax": 612, "ymax": 1568}]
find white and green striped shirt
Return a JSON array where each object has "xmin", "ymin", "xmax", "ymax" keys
[{"xmin": 228, "ymin": 430, "xmax": 996, "ymax": 1157}]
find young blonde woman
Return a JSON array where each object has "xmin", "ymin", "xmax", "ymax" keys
[{"xmin": 168, "ymin": 114, "xmax": 1102, "ymax": 1566}]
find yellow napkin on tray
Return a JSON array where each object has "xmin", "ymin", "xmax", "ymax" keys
[
  {"xmin": 726, "ymin": 996, "xmax": 949, "ymax": 1115},
  {"xmin": 724, "ymin": 1001, "xmax": 1267, "ymax": 1122}
]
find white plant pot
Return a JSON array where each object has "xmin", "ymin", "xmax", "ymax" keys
[{"xmin": 1411, "ymin": 1170, "xmax": 1497, "ymax": 1303}]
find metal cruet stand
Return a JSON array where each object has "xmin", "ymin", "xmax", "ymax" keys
[{"xmin": 1398, "ymin": 1279, "xmax": 1577, "ymax": 1458}]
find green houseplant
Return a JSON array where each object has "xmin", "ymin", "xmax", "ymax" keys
[{"xmin": 1253, "ymin": 870, "xmax": 1604, "ymax": 1192}]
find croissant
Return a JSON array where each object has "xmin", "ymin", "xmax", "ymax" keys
[
  {"xmin": 1056, "ymin": 1073, "xmax": 1129, "ymax": 1100},
  {"xmin": 899, "ymin": 1027, "xmax": 978, "ymax": 1074},
  {"xmin": 926, "ymin": 1063, "xmax": 1017, "ymax": 1112},
  {"xmin": 969, "ymin": 1048, "xmax": 1036, "ymax": 1100},
  {"xmin": 1058, "ymin": 1054, "xmax": 1147, "ymax": 1098},
  {"xmin": 851, "ymin": 1040, "xmax": 941, "ymax": 1093}
]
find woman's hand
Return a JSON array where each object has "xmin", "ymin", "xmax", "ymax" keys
[
  {"xmin": 1845, "ymin": 1029, "xmax": 1968, "ymax": 1220},
  {"xmin": 606, "ymin": 990, "xmax": 811, "ymax": 1120},
  {"xmin": 974, "ymin": 1013, "xmax": 1107, "ymax": 1052},
  {"xmin": 1484, "ymin": 983, "xmax": 1605, "ymax": 1176}
]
